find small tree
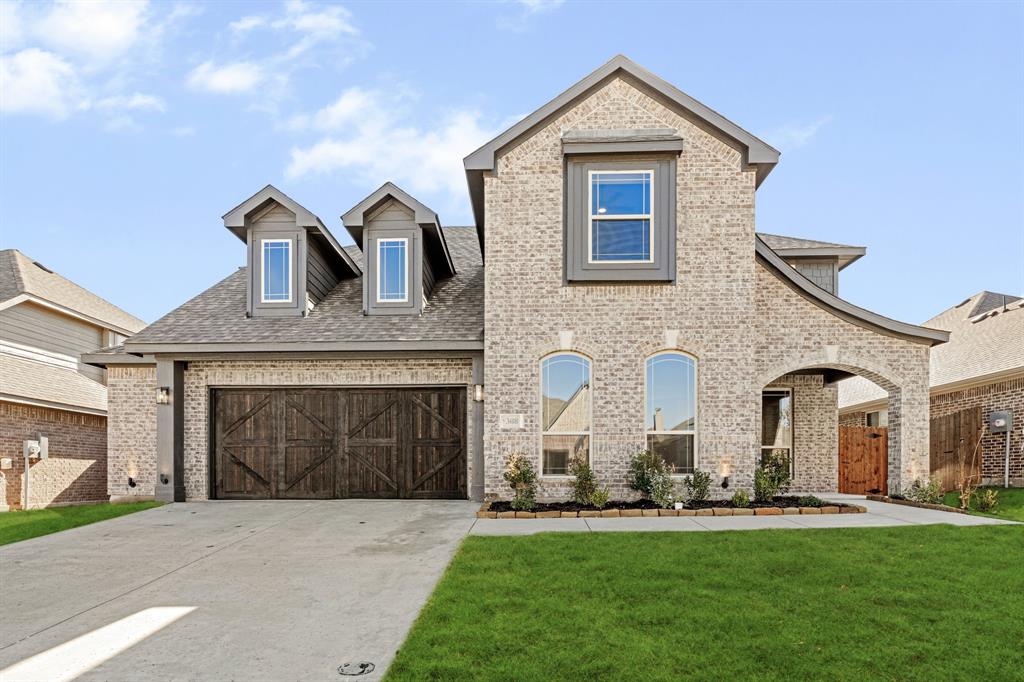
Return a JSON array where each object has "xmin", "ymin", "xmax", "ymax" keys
[
  {"xmin": 503, "ymin": 452, "xmax": 537, "ymax": 511},
  {"xmin": 627, "ymin": 450, "xmax": 675, "ymax": 508},
  {"xmin": 568, "ymin": 453, "xmax": 597, "ymax": 506},
  {"xmin": 753, "ymin": 450, "xmax": 791, "ymax": 502},
  {"xmin": 684, "ymin": 469, "xmax": 712, "ymax": 503}
]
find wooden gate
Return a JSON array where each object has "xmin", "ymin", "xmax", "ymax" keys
[
  {"xmin": 838, "ymin": 426, "xmax": 888, "ymax": 494},
  {"xmin": 930, "ymin": 406, "xmax": 983, "ymax": 492},
  {"xmin": 213, "ymin": 387, "xmax": 466, "ymax": 500}
]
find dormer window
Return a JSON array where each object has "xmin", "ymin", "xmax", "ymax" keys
[
  {"xmin": 261, "ymin": 239, "xmax": 292, "ymax": 303},
  {"xmin": 589, "ymin": 170, "xmax": 654, "ymax": 263},
  {"xmin": 377, "ymin": 238, "xmax": 408, "ymax": 303}
]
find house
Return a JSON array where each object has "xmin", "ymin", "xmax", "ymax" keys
[
  {"xmin": 85, "ymin": 55, "xmax": 949, "ymax": 504},
  {"xmin": 840, "ymin": 291, "xmax": 1023, "ymax": 486},
  {"xmin": 0, "ymin": 249, "xmax": 145, "ymax": 509}
]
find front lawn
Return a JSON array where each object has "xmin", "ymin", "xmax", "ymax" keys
[
  {"xmin": 0, "ymin": 501, "xmax": 163, "ymax": 546},
  {"xmin": 387, "ymin": 526, "xmax": 1024, "ymax": 681},
  {"xmin": 943, "ymin": 486, "xmax": 1024, "ymax": 523}
]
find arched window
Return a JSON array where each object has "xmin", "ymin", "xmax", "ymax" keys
[
  {"xmin": 541, "ymin": 353, "xmax": 591, "ymax": 476},
  {"xmin": 645, "ymin": 352, "xmax": 696, "ymax": 474}
]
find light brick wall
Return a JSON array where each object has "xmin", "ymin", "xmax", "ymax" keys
[
  {"xmin": 482, "ymin": 76, "xmax": 933, "ymax": 500},
  {"xmin": 0, "ymin": 401, "xmax": 107, "ymax": 509},
  {"xmin": 766, "ymin": 374, "xmax": 838, "ymax": 493},
  {"xmin": 107, "ymin": 365, "xmax": 157, "ymax": 498},
  {"xmin": 839, "ymin": 411, "xmax": 868, "ymax": 427},
  {"xmin": 181, "ymin": 358, "xmax": 475, "ymax": 500}
]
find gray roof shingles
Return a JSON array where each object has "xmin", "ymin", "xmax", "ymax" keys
[
  {"xmin": 757, "ymin": 233, "xmax": 861, "ymax": 251},
  {"xmin": 0, "ymin": 354, "xmax": 107, "ymax": 412},
  {"xmin": 128, "ymin": 226, "xmax": 483, "ymax": 346}
]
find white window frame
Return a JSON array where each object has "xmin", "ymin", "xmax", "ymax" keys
[
  {"xmin": 260, "ymin": 238, "xmax": 292, "ymax": 303},
  {"xmin": 587, "ymin": 169, "xmax": 655, "ymax": 264},
  {"xmin": 760, "ymin": 387, "xmax": 794, "ymax": 474},
  {"xmin": 539, "ymin": 351, "xmax": 593, "ymax": 478},
  {"xmin": 644, "ymin": 350, "xmax": 698, "ymax": 476},
  {"xmin": 376, "ymin": 237, "xmax": 409, "ymax": 303}
]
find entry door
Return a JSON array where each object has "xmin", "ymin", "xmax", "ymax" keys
[{"xmin": 838, "ymin": 426, "xmax": 888, "ymax": 495}]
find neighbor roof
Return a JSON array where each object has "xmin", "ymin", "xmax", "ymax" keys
[
  {"xmin": 464, "ymin": 54, "xmax": 781, "ymax": 245},
  {"xmin": 0, "ymin": 354, "xmax": 107, "ymax": 414},
  {"xmin": 0, "ymin": 249, "xmax": 145, "ymax": 334},
  {"xmin": 122, "ymin": 227, "xmax": 483, "ymax": 352},
  {"xmin": 757, "ymin": 233, "xmax": 866, "ymax": 271},
  {"xmin": 838, "ymin": 291, "xmax": 1024, "ymax": 409}
]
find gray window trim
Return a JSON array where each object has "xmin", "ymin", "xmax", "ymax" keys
[{"xmin": 565, "ymin": 157, "xmax": 676, "ymax": 282}]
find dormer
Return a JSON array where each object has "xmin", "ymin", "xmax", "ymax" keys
[
  {"xmin": 223, "ymin": 185, "xmax": 360, "ymax": 318},
  {"xmin": 757, "ymin": 233, "xmax": 866, "ymax": 296},
  {"xmin": 342, "ymin": 183, "xmax": 455, "ymax": 316}
]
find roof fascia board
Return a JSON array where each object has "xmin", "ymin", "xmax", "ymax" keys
[
  {"xmin": 0, "ymin": 393, "xmax": 106, "ymax": 416},
  {"xmin": 81, "ymin": 351, "xmax": 155, "ymax": 367},
  {"xmin": 144, "ymin": 349, "xmax": 484, "ymax": 363},
  {"xmin": 772, "ymin": 247, "xmax": 866, "ymax": 259},
  {"xmin": 124, "ymin": 340, "xmax": 485, "ymax": 354},
  {"xmin": 755, "ymin": 237, "xmax": 949, "ymax": 346}
]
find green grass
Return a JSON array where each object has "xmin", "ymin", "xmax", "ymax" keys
[
  {"xmin": 943, "ymin": 487, "xmax": 1024, "ymax": 523},
  {"xmin": 0, "ymin": 501, "xmax": 163, "ymax": 546},
  {"xmin": 386, "ymin": 526, "xmax": 1024, "ymax": 681}
]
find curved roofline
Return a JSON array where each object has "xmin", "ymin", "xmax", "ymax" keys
[{"xmin": 756, "ymin": 236, "xmax": 949, "ymax": 346}]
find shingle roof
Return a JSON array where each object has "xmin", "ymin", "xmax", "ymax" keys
[
  {"xmin": 127, "ymin": 227, "xmax": 483, "ymax": 347},
  {"xmin": 0, "ymin": 249, "xmax": 145, "ymax": 333},
  {"xmin": 0, "ymin": 354, "xmax": 107, "ymax": 412},
  {"xmin": 756, "ymin": 233, "xmax": 861, "ymax": 251},
  {"xmin": 838, "ymin": 291, "xmax": 1024, "ymax": 408}
]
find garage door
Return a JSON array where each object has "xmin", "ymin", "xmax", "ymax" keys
[{"xmin": 212, "ymin": 387, "xmax": 466, "ymax": 500}]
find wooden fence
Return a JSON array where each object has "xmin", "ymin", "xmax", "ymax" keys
[{"xmin": 929, "ymin": 406, "xmax": 983, "ymax": 492}]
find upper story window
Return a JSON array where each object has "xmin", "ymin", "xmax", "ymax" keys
[
  {"xmin": 645, "ymin": 352, "xmax": 696, "ymax": 474},
  {"xmin": 261, "ymin": 239, "xmax": 292, "ymax": 303},
  {"xmin": 589, "ymin": 170, "xmax": 654, "ymax": 263},
  {"xmin": 377, "ymin": 238, "xmax": 408, "ymax": 303},
  {"xmin": 541, "ymin": 352, "xmax": 591, "ymax": 476},
  {"xmin": 761, "ymin": 388, "xmax": 794, "ymax": 473}
]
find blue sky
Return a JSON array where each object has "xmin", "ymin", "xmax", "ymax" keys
[{"xmin": 1, "ymin": 0, "xmax": 1022, "ymax": 325}]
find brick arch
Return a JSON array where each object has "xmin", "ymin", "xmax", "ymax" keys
[
  {"xmin": 633, "ymin": 335, "xmax": 707, "ymax": 360},
  {"xmin": 756, "ymin": 347, "xmax": 904, "ymax": 394},
  {"xmin": 528, "ymin": 336, "xmax": 600, "ymax": 364}
]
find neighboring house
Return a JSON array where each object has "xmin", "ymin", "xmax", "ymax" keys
[
  {"xmin": 0, "ymin": 249, "xmax": 145, "ymax": 509},
  {"xmin": 86, "ymin": 55, "xmax": 948, "ymax": 504},
  {"xmin": 840, "ymin": 291, "xmax": 1023, "ymax": 486}
]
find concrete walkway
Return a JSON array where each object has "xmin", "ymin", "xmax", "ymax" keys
[
  {"xmin": 0, "ymin": 500, "xmax": 478, "ymax": 682},
  {"xmin": 469, "ymin": 495, "xmax": 1018, "ymax": 535}
]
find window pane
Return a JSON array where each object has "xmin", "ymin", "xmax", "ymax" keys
[
  {"xmin": 649, "ymin": 434, "xmax": 694, "ymax": 474},
  {"xmin": 378, "ymin": 239, "xmax": 407, "ymax": 301},
  {"xmin": 867, "ymin": 410, "xmax": 888, "ymax": 427},
  {"xmin": 646, "ymin": 354, "xmax": 695, "ymax": 432},
  {"xmin": 541, "ymin": 354, "xmax": 591, "ymax": 432},
  {"xmin": 591, "ymin": 172, "xmax": 651, "ymax": 215},
  {"xmin": 761, "ymin": 390, "xmax": 792, "ymax": 448},
  {"xmin": 591, "ymin": 219, "xmax": 650, "ymax": 261},
  {"xmin": 543, "ymin": 435, "xmax": 589, "ymax": 475},
  {"xmin": 263, "ymin": 241, "xmax": 290, "ymax": 301}
]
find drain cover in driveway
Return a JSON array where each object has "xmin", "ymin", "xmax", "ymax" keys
[{"xmin": 338, "ymin": 662, "xmax": 375, "ymax": 676}]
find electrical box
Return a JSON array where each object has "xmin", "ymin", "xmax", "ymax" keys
[
  {"xmin": 37, "ymin": 434, "xmax": 49, "ymax": 459},
  {"xmin": 989, "ymin": 410, "xmax": 1013, "ymax": 434},
  {"xmin": 0, "ymin": 457, "xmax": 11, "ymax": 470}
]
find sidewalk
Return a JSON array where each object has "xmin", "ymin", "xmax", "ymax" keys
[{"xmin": 469, "ymin": 495, "xmax": 1017, "ymax": 535}]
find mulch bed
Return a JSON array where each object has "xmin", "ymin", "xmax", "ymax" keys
[{"xmin": 480, "ymin": 497, "xmax": 866, "ymax": 519}]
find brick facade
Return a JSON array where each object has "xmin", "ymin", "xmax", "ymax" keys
[
  {"xmin": 482, "ymin": 76, "xmax": 932, "ymax": 500},
  {"xmin": 0, "ymin": 401, "xmax": 107, "ymax": 509},
  {"xmin": 767, "ymin": 374, "xmax": 838, "ymax": 493},
  {"xmin": 105, "ymin": 359, "xmax": 475, "ymax": 501}
]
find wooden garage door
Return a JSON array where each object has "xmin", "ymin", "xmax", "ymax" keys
[{"xmin": 213, "ymin": 387, "xmax": 465, "ymax": 500}]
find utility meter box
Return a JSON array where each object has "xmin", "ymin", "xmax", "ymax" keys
[
  {"xmin": 0, "ymin": 457, "xmax": 11, "ymax": 470},
  {"xmin": 989, "ymin": 410, "xmax": 1013, "ymax": 434}
]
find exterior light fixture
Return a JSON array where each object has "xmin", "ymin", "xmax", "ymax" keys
[
  {"xmin": 156, "ymin": 387, "xmax": 171, "ymax": 405},
  {"xmin": 128, "ymin": 477, "xmax": 137, "ymax": 488},
  {"xmin": 474, "ymin": 384, "xmax": 485, "ymax": 402},
  {"xmin": 721, "ymin": 476, "xmax": 730, "ymax": 489}
]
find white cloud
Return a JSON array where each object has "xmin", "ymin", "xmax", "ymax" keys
[
  {"xmin": 0, "ymin": 48, "xmax": 80, "ymax": 118},
  {"xmin": 229, "ymin": 15, "xmax": 266, "ymax": 33},
  {"xmin": 170, "ymin": 125, "xmax": 195, "ymax": 137},
  {"xmin": 93, "ymin": 93, "xmax": 166, "ymax": 112},
  {"xmin": 498, "ymin": 0, "xmax": 565, "ymax": 31},
  {"xmin": 186, "ymin": 61, "xmax": 265, "ymax": 94},
  {"xmin": 0, "ymin": 2, "xmax": 25, "ymax": 51},
  {"xmin": 516, "ymin": 0, "xmax": 565, "ymax": 13},
  {"xmin": 766, "ymin": 115, "xmax": 834, "ymax": 151},
  {"xmin": 34, "ymin": 0, "xmax": 149, "ymax": 66},
  {"xmin": 285, "ymin": 88, "xmax": 501, "ymax": 214}
]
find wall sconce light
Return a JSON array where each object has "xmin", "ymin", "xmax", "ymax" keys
[
  {"xmin": 159, "ymin": 473, "xmax": 169, "ymax": 485},
  {"xmin": 721, "ymin": 476, "xmax": 730, "ymax": 489},
  {"xmin": 473, "ymin": 384, "xmax": 485, "ymax": 402},
  {"xmin": 719, "ymin": 459, "xmax": 731, "ymax": 489},
  {"xmin": 156, "ymin": 386, "xmax": 171, "ymax": 405},
  {"xmin": 128, "ymin": 477, "xmax": 137, "ymax": 488}
]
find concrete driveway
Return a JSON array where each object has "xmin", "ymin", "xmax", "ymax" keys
[{"xmin": 0, "ymin": 500, "xmax": 478, "ymax": 681}]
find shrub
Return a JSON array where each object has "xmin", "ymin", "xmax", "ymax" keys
[
  {"xmin": 684, "ymin": 469, "xmax": 711, "ymax": 503},
  {"xmin": 798, "ymin": 495, "xmax": 823, "ymax": 507},
  {"xmin": 627, "ymin": 450, "xmax": 675, "ymax": 508},
  {"xmin": 503, "ymin": 452, "xmax": 537, "ymax": 511},
  {"xmin": 568, "ymin": 453, "xmax": 597, "ymax": 506},
  {"xmin": 906, "ymin": 478, "xmax": 943, "ymax": 505},
  {"xmin": 753, "ymin": 450, "xmax": 792, "ymax": 502},
  {"xmin": 730, "ymin": 489, "xmax": 750, "ymax": 508},
  {"xmin": 976, "ymin": 488, "xmax": 999, "ymax": 512},
  {"xmin": 591, "ymin": 486, "xmax": 610, "ymax": 510}
]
